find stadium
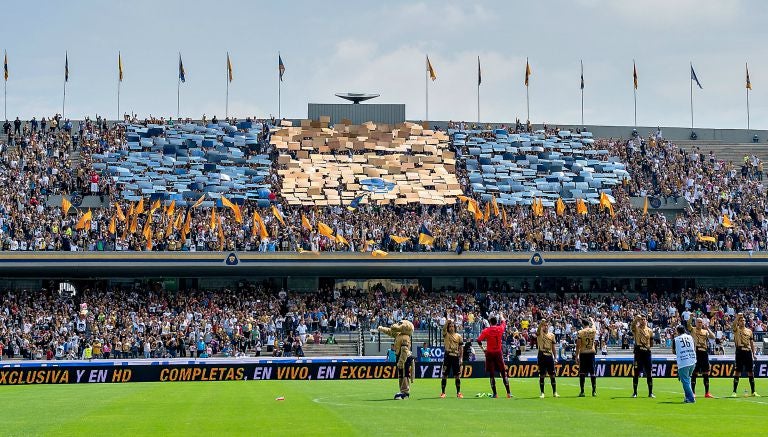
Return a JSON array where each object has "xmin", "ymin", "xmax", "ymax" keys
[{"xmin": 2, "ymin": 2, "xmax": 768, "ymax": 436}]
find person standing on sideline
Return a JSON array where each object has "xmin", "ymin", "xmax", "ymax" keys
[
  {"xmin": 690, "ymin": 318, "xmax": 715, "ymax": 398},
  {"xmin": 672, "ymin": 325, "xmax": 697, "ymax": 403},
  {"xmin": 477, "ymin": 312, "xmax": 511, "ymax": 398}
]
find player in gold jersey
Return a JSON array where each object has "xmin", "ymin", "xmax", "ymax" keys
[
  {"xmin": 537, "ymin": 320, "xmax": 559, "ymax": 398},
  {"xmin": 575, "ymin": 317, "xmax": 597, "ymax": 397},
  {"xmin": 631, "ymin": 314, "xmax": 654, "ymax": 398},
  {"xmin": 440, "ymin": 320, "xmax": 464, "ymax": 399},
  {"xmin": 690, "ymin": 318, "xmax": 715, "ymax": 398},
  {"xmin": 731, "ymin": 313, "xmax": 760, "ymax": 397}
]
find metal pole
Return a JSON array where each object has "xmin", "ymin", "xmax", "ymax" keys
[
  {"xmin": 278, "ymin": 72, "xmax": 281, "ymax": 120},
  {"xmin": 176, "ymin": 75, "xmax": 180, "ymax": 120},
  {"xmin": 62, "ymin": 81, "xmax": 66, "ymax": 119},
  {"xmin": 425, "ymin": 59, "xmax": 429, "ymax": 122},
  {"xmin": 226, "ymin": 72, "xmax": 229, "ymax": 119},
  {"xmin": 633, "ymin": 88, "xmax": 637, "ymax": 127},
  {"xmin": 747, "ymin": 87, "xmax": 750, "ymax": 131},
  {"xmin": 581, "ymin": 88, "xmax": 584, "ymax": 127},
  {"xmin": 477, "ymin": 80, "xmax": 480, "ymax": 124},
  {"xmin": 117, "ymin": 80, "xmax": 121, "ymax": 123},
  {"xmin": 3, "ymin": 80, "xmax": 5, "ymax": 121},
  {"xmin": 690, "ymin": 68, "xmax": 694, "ymax": 130},
  {"xmin": 526, "ymin": 85, "xmax": 530, "ymax": 123}
]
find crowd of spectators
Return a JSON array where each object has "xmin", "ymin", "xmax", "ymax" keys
[
  {"xmin": 0, "ymin": 279, "xmax": 765, "ymax": 361},
  {"xmin": 0, "ymin": 114, "xmax": 767, "ymax": 253}
]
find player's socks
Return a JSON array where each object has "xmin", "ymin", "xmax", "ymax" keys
[
  {"xmin": 632, "ymin": 375, "xmax": 639, "ymax": 396},
  {"xmin": 647, "ymin": 378, "xmax": 653, "ymax": 397},
  {"xmin": 539, "ymin": 377, "xmax": 545, "ymax": 395},
  {"xmin": 502, "ymin": 376, "xmax": 510, "ymax": 396},
  {"xmin": 490, "ymin": 377, "xmax": 497, "ymax": 397},
  {"xmin": 455, "ymin": 378, "xmax": 461, "ymax": 395},
  {"xmin": 733, "ymin": 377, "xmax": 740, "ymax": 393},
  {"xmin": 591, "ymin": 376, "xmax": 597, "ymax": 395},
  {"xmin": 550, "ymin": 378, "xmax": 557, "ymax": 396},
  {"xmin": 579, "ymin": 375, "xmax": 585, "ymax": 393},
  {"xmin": 703, "ymin": 374, "xmax": 710, "ymax": 394},
  {"xmin": 441, "ymin": 378, "xmax": 447, "ymax": 395}
]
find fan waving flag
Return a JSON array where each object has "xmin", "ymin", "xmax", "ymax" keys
[
  {"xmin": 278, "ymin": 54, "xmax": 285, "ymax": 81},
  {"xmin": 227, "ymin": 52, "xmax": 233, "ymax": 82},
  {"xmin": 426, "ymin": 55, "xmax": 437, "ymax": 81},
  {"xmin": 746, "ymin": 63, "xmax": 752, "ymax": 90},
  {"xmin": 347, "ymin": 195, "xmax": 364, "ymax": 212},
  {"xmin": 690, "ymin": 64, "xmax": 702, "ymax": 89},
  {"xmin": 178, "ymin": 53, "xmax": 186, "ymax": 83}
]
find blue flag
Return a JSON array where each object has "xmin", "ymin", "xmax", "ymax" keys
[
  {"xmin": 690, "ymin": 64, "xmax": 702, "ymax": 89},
  {"xmin": 418, "ymin": 224, "xmax": 434, "ymax": 245},
  {"xmin": 279, "ymin": 54, "xmax": 285, "ymax": 82},
  {"xmin": 178, "ymin": 54, "xmax": 186, "ymax": 83},
  {"xmin": 347, "ymin": 195, "xmax": 364, "ymax": 212}
]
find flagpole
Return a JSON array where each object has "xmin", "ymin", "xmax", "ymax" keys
[
  {"xmin": 633, "ymin": 59, "xmax": 637, "ymax": 127},
  {"xmin": 747, "ymin": 80, "xmax": 751, "ymax": 131},
  {"xmin": 580, "ymin": 60, "xmax": 584, "ymax": 126},
  {"xmin": 526, "ymin": 82, "xmax": 530, "ymax": 124},
  {"xmin": 425, "ymin": 57, "xmax": 429, "ymax": 122},
  {"xmin": 117, "ymin": 79, "xmax": 121, "ymax": 122},
  {"xmin": 278, "ymin": 52, "xmax": 281, "ymax": 120},
  {"xmin": 477, "ymin": 68, "xmax": 480, "ymax": 125},
  {"xmin": 225, "ymin": 52, "xmax": 229, "ymax": 119},
  {"xmin": 62, "ymin": 78, "xmax": 66, "ymax": 119},
  {"xmin": 690, "ymin": 63, "xmax": 694, "ymax": 131}
]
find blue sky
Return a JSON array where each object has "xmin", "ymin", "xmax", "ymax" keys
[{"xmin": 1, "ymin": 0, "xmax": 767, "ymax": 129}]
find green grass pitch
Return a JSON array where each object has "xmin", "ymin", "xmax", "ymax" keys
[{"xmin": 3, "ymin": 378, "xmax": 765, "ymax": 436}]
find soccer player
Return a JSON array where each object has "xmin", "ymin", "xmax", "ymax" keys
[
  {"xmin": 536, "ymin": 319, "xmax": 559, "ymax": 398},
  {"xmin": 732, "ymin": 313, "xmax": 760, "ymax": 397},
  {"xmin": 672, "ymin": 325, "xmax": 696, "ymax": 403},
  {"xmin": 575, "ymin": 317, "xmax": 597, "ymax": 397},
  {"xmin": 477, "ymin": 312, "xmax": 511, "ymax": 398},
  {"xmin": 690, "ymin": 317, "xmax": 715, "ymax": 398},
  {"xmin": 440, "ymin": 320, "xmax": 464, "ymax": 399},
  {"xmin": 631, "ymin": 314, "xmax": 655, "ymax": 398}
]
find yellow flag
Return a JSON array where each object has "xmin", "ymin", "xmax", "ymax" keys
[
  {"xmin": 118, "ymin": 51, "xmax": 123, "ymax": 82},
  {"xmin": 108, "ymin": 216, "xmax": 116, "ymax": 234},
  {"xmin": 165, "ymin": 200, "xmax": 176, "ymax": 218},
  {"xmin": 174, "ymin": 211, "xmax": 184, "ymax": 230},
  {"xmin": 525, "ymin": 58, "xmax": 531, "ymax": 87},
  {"xmin": 576, "ymin": 198, "xmax": 588, "ymax": 215},
  {"xmin": 492, "ymin": 196, "xmax": 500, "ymax": 217},
  {"xmin": 272, "ymin": 205, "xmax": 285, "ymax": 226},
  {"xmin": 301, "ymin": 214, "xmax": 312, "ymax": 232},
  {"xmin": 61, "ymin": 196, "xmax": 72, "ymax": 216},
  {"xmin": 484, "ymin": 202, "xmax": 490, "ymax": 221},
  {"xmin": 642, "ymin": 196, "xmax": 649, "ymax": 216},
  {"xmin": 221, "ymin": 196, "xmax": 242, "ymax": 223},
  {"xmin": 336, "ymin": 234, "xmax": 349, "ymax": 246},
  {"xmin": 227, "ymin": 52, "xmax": 233, "ymax": 82},
  {"xmin": 556, "ymin": 198, "xmax": 565, "ymax": 216},
  {"xmin": 129, "ymin": 213, "xmax": 138, "ymax": 233},
  {"xmin": 391, "ymin": 235, "xmax": 409, "ymax": 244},
  {"xmin": 165, "ymin": 213, "xmax": 175, "ymax": 238},
  {"xmin": 150, "ymin": 199, "xmax": 161, "ymax": 213},
  {"xmin": 193, "ymin": 194, "xmax": 206, "ymax": 208},
  {"xmin": 142, "ymin": 213, "xmax": 152, "ymax": 247},
  {"xmin": 372, "ymin": 249, "xmax": 388, "ymax": 257},
  {"xmin": 318, "ymin": 222, "xmax": 335, "ymax": 239},
  {"xmin": 182, "ymin": 210, "xmax": 192, "ymax": 239},
  {"xmin": 502, "ymin": 208, "xmax": 508, "ymax": 228},
  {"xmin": 75, "ymin": 209, "xmax": 92, "ymax": 230},
  {"xmin": 217, "ymin": 216, "xmax": 225, "ymax": 249},
  {"xmin": 426, "ymin": 55, "xmax": 437, "ymax": 81},
  {"xmin": 116, "ymin": 203, "xmax": 126, "ymax": 222},
  {"xmin": 210, "ymin": 207, "xmax": 217, "ymax": 230},
  {"xmin": 599, "ymin": 193, "xmax": 614, "ymax": 217},
  {"xmin": 722, "ymin": 214, "xmax": 733, "ymax": 228},
  {"xmin": 135, "ymin": 198, "xmax": 145, "ymax": 215}
]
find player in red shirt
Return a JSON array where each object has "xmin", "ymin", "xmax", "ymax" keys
[{"xmin": 477, "ymin": 312, "xmax": 511, "ymax": 398}]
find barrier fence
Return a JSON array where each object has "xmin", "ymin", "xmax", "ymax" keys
[{"xmin": 1, "ymin": 357, "xmax": 766, "ymax": 385}]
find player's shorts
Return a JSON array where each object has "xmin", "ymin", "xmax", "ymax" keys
[
  {"xmin": 735, "ymin": 349, "xmax": 754, "ymax": 374},
  {"xmin": 694, "ymin": 350, "xmax": 710, "ymax": 374},
  {"xmin": 485, "ymin": 351, "xmax": 506, "ymax": 375},
  {"xmin": 538, "ymin": 352, "xmax": 556, "ymax": 376},
  {"xmin": 633, "ymin": 348, "xmax": 652, "ymax": 376},
  {"xmin": 441, "ymin": 355, "xmax": 461, "ymax": 378},
  {"xmin": 578, "ymin": 352, "xmax": 596, "ymax": 376}
]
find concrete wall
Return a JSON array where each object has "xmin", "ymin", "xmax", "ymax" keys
[{"xmin": 308, "ymin": 103, "xmax": 405, "ymax": 125}]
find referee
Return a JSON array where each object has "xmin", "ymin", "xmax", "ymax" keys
[
  {"xmin": 631, "ymin": 314, "xmax": 654, "ymax": 398},
  {"xmin": 690, "ymin": 318, "xmax": 715, "ymax": 398}
]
